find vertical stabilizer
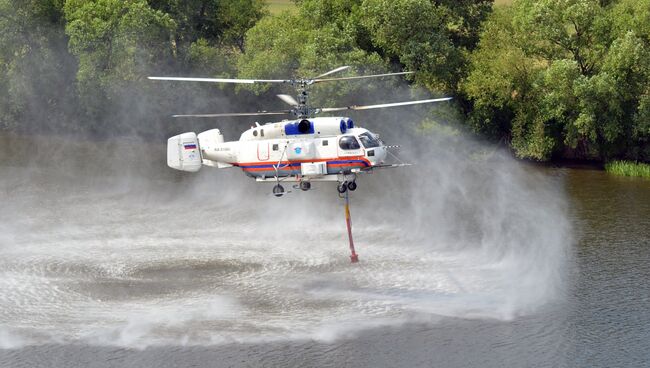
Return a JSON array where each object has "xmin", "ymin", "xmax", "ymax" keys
[{"xmin": 167, "ymin": 132, "xmax": 202, "ymax": 172}]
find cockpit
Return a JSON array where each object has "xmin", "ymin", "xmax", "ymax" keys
[
  {"xmin": 358, "ymin": 132, "xmax": 381, "ymax": 148},
  {"xmin": 338, "ymin": 131, "xmax": 383, "ymax": 150},
  {"xmin": 337, "ymin": 129, "xmax": 387, "ymax": 165},
  {"xmin": 339, "ymin": 135, "xmax": 361, "ymax": 150}
]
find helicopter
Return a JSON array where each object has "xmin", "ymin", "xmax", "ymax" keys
[{"xmin": 149, "ymin": 66, "xmax": 451, "ymax": 197}]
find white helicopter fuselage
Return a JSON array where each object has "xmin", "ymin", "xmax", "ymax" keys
[{"xmin": 167, "ymin": 116, "xmax": 388, "ymax": 184}]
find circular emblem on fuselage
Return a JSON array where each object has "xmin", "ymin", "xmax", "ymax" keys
[{"xmin": 294, "ymin": 147, "xmax": 302, "ymax": 154}]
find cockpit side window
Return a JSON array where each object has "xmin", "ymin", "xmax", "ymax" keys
[
  {"xmin": 358, "ymin": 132, "xmax": 380, "ymax": 148},
  {"xmin": 339, "ymin": 136, "xmax": 361, "ymax": 150}
]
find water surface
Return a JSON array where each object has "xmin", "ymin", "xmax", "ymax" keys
[{"xmin": 0, "ymin": 135, "xmax": 648, "ymax": 367}]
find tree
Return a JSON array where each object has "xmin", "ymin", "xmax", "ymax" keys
[
  {"xmin": 64, "ymin": 0, "xmax": 176, "ymax": 115},
  {"xmin": 238, "ymin": 0, "xmax": 492, "ymax": 113},
  {"xmin": 463, "ymin": 0, "xmax": 650, "ymax": 161},
  {"xmin": 0, "ymin": 0, "xmax": 78, "ymax": 133},
  {"xmin": 361, "ymin": 0, "xmax": 492, "ymax": 92},
  {"xmin": 237, "ymin": 1, "xmax": 386, "ymax": 107},
  {"xmin": 147, "ymin": 0, "xmax": 267, "ymax": 74}
]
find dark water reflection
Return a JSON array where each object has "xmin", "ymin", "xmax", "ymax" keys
[{"xmin": 565, "ymin": 169, "xmax": 650, "ymax": 367}]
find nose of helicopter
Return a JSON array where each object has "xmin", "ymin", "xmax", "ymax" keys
[{"xmin": 366, "ymin": 144, "xmax": 388, "ymax": 166}]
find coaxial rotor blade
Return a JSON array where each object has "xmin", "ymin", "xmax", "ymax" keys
[
  {"xmin": 319, "ymin": 97, "xmax": 452, "ymax": 112},
  {"xmin": 313, "ymin": 71, "xmax": 414, "ymax": 83},
  {"xmin": 313, "ymin": 66, "xmax": 350, "ymax": 79},
  {"xmin": 172, "ymin": 111, "xmax": 291, "ymax": 118},
  {"xmin": 277, "ymin": 94, "xmax": 299, "ymax": 106},
  {"xmin": 148, "ymin": 76, "xmax": 290, "ymax": 84}
]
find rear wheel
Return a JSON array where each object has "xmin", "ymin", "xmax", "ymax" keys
[
  {"xmin": 337, "ymin": 182, "xmax": 348, "ymax": 193},
  {"xmin": 299, "ymin": 181, "xmax": 311, "ymax": 191},
  {"xmin": 347, "ymin": 181, "xmax": 357, "ymax": 191},
  {"xmin": 273, "ymin": 184, "xmax": 285, "ymax": 197}
]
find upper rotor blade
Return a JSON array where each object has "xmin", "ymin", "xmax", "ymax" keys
[
  {"xmin": 313, "ymin": 66, "xmax": 350, "ymax": 79},
  {"xmin": 277, "ymin": 94, "xmax": 299, "ymax": 106},
  {"xmin": 148, "ymin": 76, "xmax": 290, "ymax": 84},
  {"xmin": 172, "ymin": 111, "xmax": 291, "ymax": 118},
  {"xmin": 313, "ymin": 71, "xmax": 414, "ymax": 83},
  {"xmin": 320, "ymin": 97, "xmax": 452, "ymax": 112}
]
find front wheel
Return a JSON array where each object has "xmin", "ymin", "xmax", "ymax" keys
[
  {"xmin": 299, "ymin": 181, "xmax": 311, "ymax": 191},
  {"xmin": 273, "ymin": 184, "xmax": 285, "ymax": 197},
  {"xmin": 347, "ymin": 181, "xmax": 357, "ymax": 191},
  {"xmin": 337, "ymin": 183, "xmax": 348, "ymax": 194}
]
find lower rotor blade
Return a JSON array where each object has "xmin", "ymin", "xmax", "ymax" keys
[
  {"xmin": 320, "ymin": 97, "xmax": 452, "ymax": 112},
  {"xmin": 173, "ymin": 111, "xmax": 291, "ymax": 118}
]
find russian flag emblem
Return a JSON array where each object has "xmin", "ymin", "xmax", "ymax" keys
[{"xmin": 184, "ymin": 143, "xmax": 197, "ymax": 150}]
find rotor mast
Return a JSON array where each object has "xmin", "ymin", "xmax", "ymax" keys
[
  {"xmin": 291, "ymin": 79, "xmax": 311, "ymax": 118},
  {"xmin": 284, "ymin": 66, "xmax": 354, "ymax": 118}
]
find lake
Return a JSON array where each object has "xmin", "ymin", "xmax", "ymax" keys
[{"xmin": 0, "ymin": 134, "xmax": 648, "ymax": 367}]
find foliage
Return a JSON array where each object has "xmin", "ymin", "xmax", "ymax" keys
[
  {"xmin": 0, "ymin": 0, "xmax": 78, "ymax": 132},
  {"xmin": 463, "ymin": 0, "xmax": 650, "ymax": 161},
  {"xmin": 238, "ymin": 0, "xmax": 491, "ymax": 111},
  {"xmin": 360, "ymin": 0, "xmax": 492, "ymax": 91},
  {"xmin": 605, "ymin": 160, "xmax": 650, "ymax": 178},
  {"xmin": 237, "ymin": 1, "xmax": 386, "ymax": 107},
  {"xmin": 0, "ymin": 0, "xmax": 648, "ymax": 164},
  {"xmin": 0, "ymin": 0, "xmax": 267, "ymax": 136},
  {"xmin": 64, "ymin": 0, "xmax": 176, "ymax": 120}
]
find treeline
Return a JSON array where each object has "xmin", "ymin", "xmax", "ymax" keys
[
  {"xmin": 0, "ymin": 0, "xmax": 648, "ymax": 162},
  {"xmin": 465, "ymin": 0, "xmax": 650, "ymax": 162},
  {"xmin": 0, "ymin": 0, "xmax": 268, "ymax": 138}
]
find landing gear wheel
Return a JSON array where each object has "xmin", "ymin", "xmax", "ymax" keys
[
  {"xmin": 347, "ymin": 181, "xmax": 357, "ymax": 191},
  {"xmin": 273, "ymin": 184, "xmax": 285, "ymax": 197},
  {"xmin": 337, "ymin": 182, "xmax": 348, "ymax": 194},
  {"xmin": 299, "ymin": 181, "xmax": 311, "ymax": 191}
]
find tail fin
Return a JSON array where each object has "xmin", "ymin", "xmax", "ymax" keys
[{"xmin": 167, "ymin": 132, "xmax": 202, "ymax": 172}]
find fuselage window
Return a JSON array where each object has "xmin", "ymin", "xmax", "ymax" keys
[
  {"xmin": 261, "ymin": 129, "xmax": 264, "ymax": 137},
  {"xmin": 272, "ymin": 144, "xmax": 279, "ymax": 151},
  {"xmin": 358, "ymin": 132, "xmax": 380, "ymax": 148},
  {"xmin": 322, "ymin": 139, "xmax": 329, "ymax": 146},
  {"xmin": 253, "ymin": 130, "xmax": 258, "ymax": 137},
  {"xmin": 339, "ymin": 136, "xmax": 361, "ymax": 150}
]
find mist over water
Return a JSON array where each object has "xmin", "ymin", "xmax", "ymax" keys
[{"xmin": 0, "ymin": 102, "xmax": 572, "ymax": 349}]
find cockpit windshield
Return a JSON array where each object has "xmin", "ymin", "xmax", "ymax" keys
[{"xmin": 358, "ymin": 132, "xmax": 381, "ymax": 148}]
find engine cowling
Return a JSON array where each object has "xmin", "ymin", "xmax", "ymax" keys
[{"xmin": 284, "ymin": 118, "xmax": 353, "ymax": 136}]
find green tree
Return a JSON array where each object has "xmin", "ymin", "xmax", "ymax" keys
[
  {"xmin": 64, "ymin": 0, "xmax": 176, "ymax": 121},
  {"xmin": 147, "ymin": 0, "xmax": 266, "ymax": 75},
  {"xmin": 0, "ymin": 0, "xmax": 78, "ymax": 132},
  {"xmin": 238, "ymin": 0, "xmax": 491, "ymax": 110},
  {"xmin": 464, "ymin": 0, "xmax": 650, "ymax": 161},
  {"xmin": 237, "ymin": 1, "xmax": 386, "ymax": 107},
  {"xmin": 512, "ymin": 0, "xmax": 607, "ymax": 76},
  {"xmin": 361, "ymin": 0, "xmax": 492, "ymax": 92}
]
